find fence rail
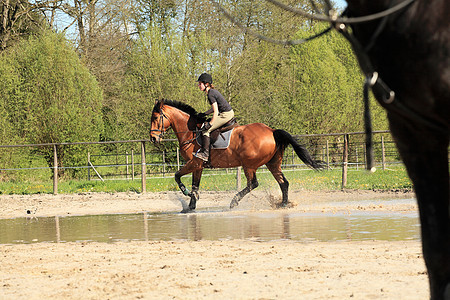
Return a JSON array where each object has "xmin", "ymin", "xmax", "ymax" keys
[{"xmin": 0, "ymin": 130, "xmax": 408, "ymax": 194}]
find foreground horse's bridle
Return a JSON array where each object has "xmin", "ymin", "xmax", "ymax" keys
[{"xmin": 211, "ymin": 0, "xmax": 448, "ymax": 170}]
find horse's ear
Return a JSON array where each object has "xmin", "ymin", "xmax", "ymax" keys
[{"xmin": 154, "ymin": 99, "xmax": 164, "ymax": 110}]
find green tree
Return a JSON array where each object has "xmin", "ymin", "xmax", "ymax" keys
[
  {"xmin": 1, "ymin": 30, "xmax": 104, "ymax": 177},
  {"xmin": 0, "ymin": 54, "xmax": 25, "ymax": 180},
  {"xmin": 0, "ymin": 55, "xmax": 22, "ymax": 145},
  {"xmin": 289, "ymin": 23, "xmax": 388, "ymax": 134},
  {"xmin": 117, "ymin": 24, "xmax": 201, "ymax": 140},
  {"xmin": 229, "ymin": 40, "xmax": 293, "ymax": 130}
]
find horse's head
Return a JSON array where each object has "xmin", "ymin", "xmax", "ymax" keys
[
  {"xmin": 150, "ymin": 100, "xmax": 171, "ymax": 143},
  {"xmin": 150, "ymin": 99, "xmax": 205, "ymax": 142}
]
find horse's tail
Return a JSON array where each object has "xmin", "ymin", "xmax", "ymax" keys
[{"xmin": 273, "ymin": 129, "xmax": 324, "ymax": 170}]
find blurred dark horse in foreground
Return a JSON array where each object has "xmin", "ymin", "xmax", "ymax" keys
[
  {"xmin": 344, "ymin": 0, "xmax": 449, "ymax": 298},
  {"xmin": 214, "ymin": 0, "xmax": 448, "ymax": 296}
]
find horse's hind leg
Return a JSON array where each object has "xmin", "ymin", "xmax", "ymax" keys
[
  {"xmin": 230, "ymin": 168, "xmax": 258, "ymax": 209},
  {"xmin": 266, "ymin": 158, "xmax": 289, "ymax": 207}
]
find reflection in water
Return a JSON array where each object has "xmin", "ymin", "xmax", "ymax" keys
[
  {"xmin": 143, "ymin": 212, "xmax": 148, "ymax": 241},
  {"xmin": 55, "ymin": 216, "xmax": 60, "ymax": 243},
  {"xmin": 281, "ymin": 214, "xmax": 290, "ymax": 240},
  {"xmin": 0, "ymin": 211, "xmax": 420, "ymax": 244}
]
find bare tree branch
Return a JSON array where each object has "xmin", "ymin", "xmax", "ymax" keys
[
  {"xmin": 266, "ymin": 0, "xmax": 416, "ymax": 24},
  {"xmin": 209, "ymin": 0, "xmax": 331, "ymax": 46}
]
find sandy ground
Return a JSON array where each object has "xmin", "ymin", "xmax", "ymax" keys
[{"xmin": 0, "ymin": 189, "xmax": 430, "ymax": 299}]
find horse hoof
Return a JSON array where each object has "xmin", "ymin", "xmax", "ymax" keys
[
  {"xmin": 229, "ymin": 200, "xmax": 238, "ymax": 209},
  {"xmin": 277, "ymin": 201, "xmax": 293, "ymax": 209},
  {"xmin": 180, "ymin": 208, "xmax": 193, "ymax": 213}
]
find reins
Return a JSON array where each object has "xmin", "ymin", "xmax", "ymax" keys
[
  {"xmin": 333, "ymin": 6, "xmax": 400, "ymax": 171},
  {"xmin": 333, "ymin": 0, "xmax": 450, "ymax": 170},
  {"xmin": 266, "ymin": 0, "xmax": 416, "ymax": 24},
  {"xmin": 275, "ymin": 0, "xmax": 413, "ymax": 170}
]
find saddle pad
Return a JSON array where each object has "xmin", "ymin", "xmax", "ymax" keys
[{"xmin": 196, "ymin": 128, "xmax": 234, "ymax": 149}]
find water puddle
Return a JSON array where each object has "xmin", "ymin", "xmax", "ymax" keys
[{"xmin": 0, "ymin": 209, "xmax": 420, "ymax": 244}]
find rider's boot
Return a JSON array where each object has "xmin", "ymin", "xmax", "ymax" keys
[{"xmin": 194, "ymin": 135, "xmax": 210, "ymax": 162}]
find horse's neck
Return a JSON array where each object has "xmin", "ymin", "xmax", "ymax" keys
[
  {"xmin": 346, "ymin": 0, "xmax": 391, "ymax": 13},
  {"xmin": 167, "ymin": 108, "xmax": 195, "ymax": 148}
]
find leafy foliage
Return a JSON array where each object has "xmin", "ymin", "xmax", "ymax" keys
[
  {"xmin": 0, "ymin": 1, "xmax": 392, "ymax": 182},
  {"xmin": 288, "ymin": 23, "xmax": 388, "ymax": 134},
  {"xmin": 0, "ymin": 31, "xmax": 104, "ymax": 177}
]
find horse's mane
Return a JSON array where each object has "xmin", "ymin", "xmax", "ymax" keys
[{"xmin": 153, "ymin": 99, "xmax": 206, "ymax": 122}]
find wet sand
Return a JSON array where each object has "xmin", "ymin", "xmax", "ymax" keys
[{"xmin": 0, "ymin": 189, "xmax": 429, "ymax": 299}]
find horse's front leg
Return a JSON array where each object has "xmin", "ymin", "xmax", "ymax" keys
[
  {"xmin": 389, "ymin": 122, "xmax": 450, "ymax": 299},
  {"xmin": 175, "ymin": 171, "xmax": 190, "ymax": 197},
  {"xmin": 188, "ymin": 169, "xmax": 203, "ymax": 211},
  {"xmin": 174, "ymin": 159, "xmax": 203, "ymax": 212}
]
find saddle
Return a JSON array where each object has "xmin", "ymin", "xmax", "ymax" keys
[
  {"xmin": 197, "ymin": 118, "xmax": 239, "ymax": 147},
  {"xmin": 209, "ymin": 118, "xmax": 239, "ymax": 144}
]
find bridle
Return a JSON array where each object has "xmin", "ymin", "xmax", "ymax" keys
[
  {"xmin": 212, "ymin": 0, "xmax": 445, "ymax": 171},
  {"xmin": 332, "ymin": 1, "xmax": 416, "ymax": 170},
  {"xmin": 331, "ymin": 0, "xmax": 447, "ymax": 169},
  {"xmin": 149, "ymin": 105, "xmax": 199, "ymax": 147},
  {"xmin": 150, "ymin": 109, "xmax": 169, "ymax": 140}
]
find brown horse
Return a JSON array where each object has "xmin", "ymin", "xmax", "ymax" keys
[
  {"xmin": 150, "ymin": 99, "xmax": 322, "ymax": 212},
  {"xmin": 342, "ymin": 1, "xmax": 449, "ymax": 299}
]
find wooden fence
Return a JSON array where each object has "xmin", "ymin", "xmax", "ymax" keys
[{"xmin": 0, "ymin": 130, "xmax": 403, "ymax": 194}]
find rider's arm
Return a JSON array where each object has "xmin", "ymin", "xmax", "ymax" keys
[{"xmin": 209, "ymin": 102, "xmax": 219, "ymax": 124}]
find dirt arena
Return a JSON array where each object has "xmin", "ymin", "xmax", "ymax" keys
[{"xmin": 0, "ymin": 189, "xmax": 429, "ymax": 299}]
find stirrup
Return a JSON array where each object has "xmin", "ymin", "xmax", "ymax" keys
[{"xmin": 194, "ymin": 150, "xmax": 209, "ymax": 162}]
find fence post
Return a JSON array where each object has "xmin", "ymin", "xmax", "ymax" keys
[
  {"xmin": 326, "ymin": 140, "xmax": 330, "ymax": 169},
  {"xmin": 126, "ymin": 151, "xmax": 129, "ymax": 180},
  {"xmin": 131, "ymin": 149, "xmax": 135, "ymax": 180},
  {"xmin": 381, "ymin": 136, "xmax": 386, "ymax": 171},
  {"xmin": 115, "ymin": 149, "xmax": 119, "ymax": 177},
  {"xmin": 53, "ymin": 144, "xmax": 58, "ymax": 195},
  {"xmin": 162, "ymin": 150, "xmax": 166, "ymax": 177},
  {"xmin": 236, "ymin": 167, "xmax": 242, "ymax": 191},
  {"xmin": 341, "ymin": 134, "xmax": 349, "ymax": 190},
  {"xmin": 141, "ymin": 141, "xmax": 146, "ymax": 193},
  {"xmin": 355, "ymin": 147, "xmax": 359, "ymax": 170},
  {"xmin": 363, "ymin": 144, "xmax": 366, "ymax": 169},
  {"xmin": 87, "ymin": 152, "xmax": 91, "ymax": 181}
]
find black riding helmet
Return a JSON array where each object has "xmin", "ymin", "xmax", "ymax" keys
[{"xmin": 197, "ymin": 73, "xmax": 212, "ymax": 84}]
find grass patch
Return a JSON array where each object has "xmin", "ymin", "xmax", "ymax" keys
[{"xmin": 0, "ymin": 165, "xmax": 412, "ymax": 195}]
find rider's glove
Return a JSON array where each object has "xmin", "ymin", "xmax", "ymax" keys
[{"xmin": 202, "ymin": 122, "xmax": 212, "ymax": 131}]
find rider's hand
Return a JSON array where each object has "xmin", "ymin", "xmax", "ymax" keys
[{"xmin": 202, "ymin": 122, "xmax": 212, "ymax": 131}]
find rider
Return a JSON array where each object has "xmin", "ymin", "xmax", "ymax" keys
[{"xmin": 195, "ymin": 73, "xmax": 234, "ymax": 161}]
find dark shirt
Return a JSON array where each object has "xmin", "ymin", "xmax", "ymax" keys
[{"xmin": 207, "ymin": 89, "xmax": 232, "ymax": 113}]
